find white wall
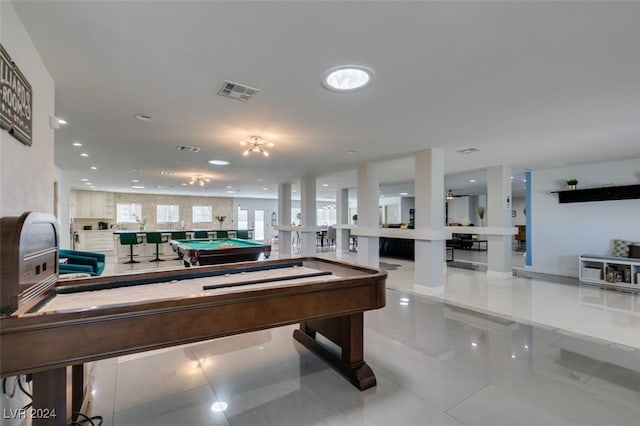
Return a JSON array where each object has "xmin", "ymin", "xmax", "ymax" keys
[
  {"xmin": 447, "ymin": 197, "xmax": 470, "ymax": 224},
  {"xmin": 400, "ymin": 197, "xmax": 415, "ymax": 223},
  {"xmin": 530, "ymin": 158, "xmax": 640, "ymax": 277},
  {"xmin": 512, "ymin": 197, "xmax": 526, "ymax": 226},
  {"xmin": 0, "ymin": 1, "xmax": 55, "ymax": 218}
]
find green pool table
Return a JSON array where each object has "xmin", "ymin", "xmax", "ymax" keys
[{"xmin": 170, "ymin": 238, "xmax": 271, "ymax": 267}]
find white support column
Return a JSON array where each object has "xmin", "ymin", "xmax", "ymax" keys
[
  {"xmin": 486, "ymin": 165, "xmax": 513, "ymax": 278},
  {"xmin": 300, "ymin": 176, "xmax": 317, "ymax": 257},
  {"xmin": 277, "ymin": 183, "xmax": 292, "ymax": 257},
  {"xmin": 413, "ymin": 149, "xmax": 446, "ymax": 295},
  {"xmin": 336, "ymin": 188, "xmax": 350, "ymax": 252},
  {"xmin": 356, "ymin": 163, "xmax": 379, "ymax": 267}
]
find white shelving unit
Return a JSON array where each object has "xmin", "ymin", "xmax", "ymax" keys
[{"xmin": 579, "ymin": 254, "xmax": 640, "ymax": 291}]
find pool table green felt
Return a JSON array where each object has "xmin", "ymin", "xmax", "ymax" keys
[{"xmin": 170, "ymin": 238, "xmax": 271, "ymax": 267}]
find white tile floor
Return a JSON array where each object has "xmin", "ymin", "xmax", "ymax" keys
[{"xmin": 78, "ymin": 247, "xmax": 640, "ymax": 425}]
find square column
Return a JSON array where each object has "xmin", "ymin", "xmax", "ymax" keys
[
  {"xmin": 356, "ymin": 163, "xmax": 379, "ymax": 267},
  {"xmin": 300, "ymin": 176, "xmax": 317, "ymax": 257},
  {"xmin": 277, "ymin": 183, "xmax": 292, "ymax": 256},
  {"xmin": 336, "ymin": 188, "xmax": 350, "ymax": 252},
  {"xmin": 414, "ymin": 149, "xmax": 446, "ymax": 294},
  {"xmin": 487, "ymin": 164, "xmax": 513, "ymax": 278}
]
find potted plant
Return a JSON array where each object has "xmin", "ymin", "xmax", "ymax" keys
[
  {"xmin": 566, "ymin": 179, "xmax": 578, "ymax": 190},
  {"xmin": 215, "ymin": 215, "xmax": 226, "ymax": 229},
  {"xmin": 476, "ymin": 207, "xmax": 485, "ymax": 227},
  {"xmin": 352, "ymin": 214, "xmax": 358, "ymax": 224}
]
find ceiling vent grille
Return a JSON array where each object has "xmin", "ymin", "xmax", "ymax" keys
[
  {"xmin": 217, "ymin": 80, "xmax": 260, "ymax": 102},
  {"xmin": 175, "ymin": 145, "xmax": 201, "ymax": 153},
  {"xmin": 457, "ymin": 147, "xmax": 480, "ymax": 154}
]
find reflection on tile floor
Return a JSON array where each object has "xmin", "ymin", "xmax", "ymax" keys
[{"xmin": 85, "ymin": 249, "xmax": 640, "ymax": 425}]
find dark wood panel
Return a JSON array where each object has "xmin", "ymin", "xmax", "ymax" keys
[{"xmin": 553, "ymin": 184, "xmax": 640, "ymax": 203}]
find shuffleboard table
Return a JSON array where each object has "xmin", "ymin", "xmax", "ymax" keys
[
  {"xmin": 0, "ymin": 212, "xmax": 386, "ymax": 426},
  {"xmin": 170, "ymin": 237, "xmax": 271, "ymax": 266}
]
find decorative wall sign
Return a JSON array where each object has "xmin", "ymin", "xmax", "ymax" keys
[{"xmin": 0, "ymin": 44, "xmax": 33, "ymax": 146}]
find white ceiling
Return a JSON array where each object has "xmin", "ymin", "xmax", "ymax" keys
[{"xmin": 11, "ymin": 1, "xmax": 640, "ymax": 201}]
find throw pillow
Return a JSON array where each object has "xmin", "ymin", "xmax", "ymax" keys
[
  {"xmin": 611, "ymin": 239, "xmax": 632, "ymax": 257},
  {"xmin": 629, "ymin": 245, "xmax": 640, "ymax": 259}
]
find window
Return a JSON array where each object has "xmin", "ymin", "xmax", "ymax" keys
[
  {"xmin": 317, "ymin": 207, "xmax": 336, "ymax": 226},
  {"xmin": 237, "ymin": 208, "xmax": 248, "ymax": 230},
  {"xmin": 117, "ymin": 203, "xmax": 142, "ymax": 223},
  {"xmin": 157, "ymin": 204, "xmax": 179, "ymax": 223},
  {"xmin": 192, "ymin": 205, "xmax": 212, "ymax": 223}
]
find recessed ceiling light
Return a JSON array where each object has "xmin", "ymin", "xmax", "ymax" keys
[
  {"xmin": 90, "ymin": 166, "xmax": 97, "ymax": 170},
  {"xmin": 81, "ymin": 178, "xmax": 88, "ymax": 182},
  {"xmin": 510, "ymin": 176, "xmax": 514, "ymax": 180},
  {"xmin": 132, "ymin": 168, "xmax": 143, "ymax": 173},
  {"xmin": 469, "ymin": 179, "xmax": 476, "ymax": 183},
  {"xmin": 210, "ymin": 401, "xmax": 228, "ymax": 413},
  {"xmin": 208, "ymin": 160, "xmax": 230, "ymax": 166},
  {"xmin": 323, "ymin": 65, "xmax": 373, "ymax": 91},
  {"xmin": 131, "ymin": 179, "xmax": 140, "ymax": 183},
  {"xmin": 257, "ymin": 178, "xmax": 267, "ymax": 182},
  {"xmin": 225, "ymin": 190, "xmax": 235, "ymax": 194},
  {"xmin": 134, "ymin": 114, "xmax": 154, "ymax": 122},
  {"xmin": 181, "ymin": 183, "xmax": 188, "ymax": 186},
  {"xmin": 131, "ymin": 185, "xmax": 145, "ymax": 189},
  {"xmin": 85, "ymin": 182, "xmax": 92, "ymax": 185},
  {"xmin": 160, "ymin": 171, "xmax": 176, "ymax": 175},
  {"xmin": 80, "ymin": 153, "xmax": 89, "ymax": 157},
  {"xmin": 226, "ymin": 186, "xmax": 232, "ymax": 189},
  {"xmin": 263, "ymin": 187, "xmax": 269, "ymax": 191},
  {"xmin": 56, "ymin": 118, "xmax": 67, "ymax": 125},
  {"xmin": 72, "ymin": 142, "xmax": 82, "ymax": 147},
  {"xmin": 399, "ymin": 192, "xmax": 409, "ymax": 196},
  {"xmin": 322, "ymin": 184, "xmax": 329, "ymax": 187}
]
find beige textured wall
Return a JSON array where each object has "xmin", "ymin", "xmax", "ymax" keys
[{"xmin": 113, "ymin": 193, "xmax": 234, "ymax": 231}]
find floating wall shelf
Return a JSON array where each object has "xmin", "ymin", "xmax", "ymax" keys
[{"xmin": 551, "ymin": 184, "xmax": 640, "ymax": 203}]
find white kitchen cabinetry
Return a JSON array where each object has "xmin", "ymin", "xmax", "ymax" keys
[
  {"xmin": 75, "ymin": 231, "xmax": 115, "ymax": 253},
  {"xmin": 74, "ymin": 191, "xmax": 113, "ymax": 218}
]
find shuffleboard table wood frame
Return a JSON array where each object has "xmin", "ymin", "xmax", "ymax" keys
[{"xmin": 1, "ymin": 257, "xmax": 385, "ymax": 425}]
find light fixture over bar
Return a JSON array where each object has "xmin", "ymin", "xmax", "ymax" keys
[
  {"xmin": 190, "ymin": 175, "xmax": 210, "ymax": 186},
  {"xmin": 240, "ymin": 136, "xmax": 274, "ymax": 157}
]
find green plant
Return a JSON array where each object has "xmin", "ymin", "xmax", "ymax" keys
[
  {"xmin": 567, "ymin": 179, "xmax": 578, "ymax": 186},
  {"xmin": 352, "ymin": 214, "xmax": 358, "ymax": 221}
]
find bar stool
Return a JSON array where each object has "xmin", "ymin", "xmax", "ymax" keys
[
  {"xmin": 120, "ymin": 233, "xmax": 141, "ymax": 264},
  {"xmin": 171, "ymin": 231, "xmax": 187, "ymax": 260},
  {"xmin": 193, "ymin": 230, "xmax": 209, "ymax": 239},
  {"xmin": 236, "ymin": 230, "xmax": 249, "ymax": 239},
  {"xmin": 216, "ymin": 230, "xmax": 228, "ymax": 239},
  {"xmin": 146, "ymin": 232, "xmax": 166, "ymax": 262}
]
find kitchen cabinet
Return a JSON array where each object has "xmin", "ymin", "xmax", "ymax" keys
[{"xmin": 74, "ymin": 191, "xmax": 113, "ymax": 218}]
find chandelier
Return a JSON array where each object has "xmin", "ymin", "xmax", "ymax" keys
[
  {"xmin": 190, "ymin": 175, "xmax": 210, "ymax": 186},
  {"xmin": 240, "ymin": 136, "xmax": 274, "ymax": 157}
]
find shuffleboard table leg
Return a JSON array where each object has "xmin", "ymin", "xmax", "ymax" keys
[
  {"xmin": 293, "ymin": 313, "xmax": 376, "ymax": 391},
  {"xmin": 72, "ymin": 364, "xmax": 84, "ymax": 421},
  {"xmin": 32, "ymin": 367, "xmax": 67, "ymax": 426}
]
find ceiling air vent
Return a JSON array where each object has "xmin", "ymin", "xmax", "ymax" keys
[
  {"xmin": 217, "ymin": 80, "xmax": 260, "ymax": 102},
  {"xmin": 457, "ymin": 147, "xmax": 480, "ymax": 154},
  {"xmin": 176, "ymin": 145, "xmax": 201, "ymax": 153}
]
